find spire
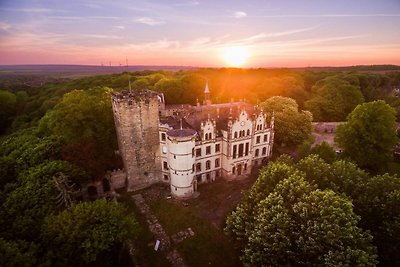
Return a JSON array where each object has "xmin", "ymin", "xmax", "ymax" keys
[
  {"xmin": 204, "ymin": 81, "xmax": 210, "ymax": 94},
  {"xmin": 204, "ymin": 81, "xmax": 211, "ymax": 105}
]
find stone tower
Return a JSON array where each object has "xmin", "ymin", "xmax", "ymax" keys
[{"xmin": 111, "ymin": 90, "xmax": 162, "ymax": 191}]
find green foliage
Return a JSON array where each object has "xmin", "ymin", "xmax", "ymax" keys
[
  {"xmin": 1, "ymin": 160, "xmax": 88, "ymax": 240},
  {"xmin": 0, "ymin": 238, "xmax": 38, "ymax": 267},
  {"xmin": 305, "ymin": 76, "xmax": 365, "ymax": 121},
  {"xmin": 39, "ymin": 87, "xmax": 118, "ymax": 177},
  {"xmin": 310, "ymin": 141, "xmax": 336, "ymax": 163},
  {"xmin": 41, "ymin": 199, "xmax": 139, "ymax": 265},
  {"xmin": 0, "ymin": 90, "xmax": 17, "ymax": 133},
  {"xmin": 335, "ymin": 100, "xmax": 398, "ymax": 170},
  {"xmin": 261, "ymin": 96, "xmax": 313, "ymax": 146},
  {"xmin": 226, "ymin": 164, "xmax": 377, "ymax": 266}
]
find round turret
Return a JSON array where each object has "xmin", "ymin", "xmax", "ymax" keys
[{"xmin": 166, "ymin": 128, "xmax": 197, "ymax": 198}]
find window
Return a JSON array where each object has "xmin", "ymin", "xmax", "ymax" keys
[
  {"xmin": 192, "ymin": 148, "xmax": 195, "ymax": 157},
  {"xmin": 206, "ymin": 173, "xmax": 210, "ymax": 181},
  {"xmin": 215, "ymin": 158, "xmax": 220, "ymax": 168},
  {"xmin": 247, "ymin": 129, "xmax": 250, "ymax": 136},
  {"xmin": 264, "ymin": 134, "xmax": 268, "ymax": 142},
  {"xmin": 234, "ymin": 132, "xmax": 238, "ymax": 138},
  {"xmin": 206, "ymin": 146, "xmax": 211, "ymax": 155},
  {"xmin": 244, "ymin": 163, "xmax": 247, "ymax": 171},
  {"xmin": 232, "ymin": 166, "xmax": 235, "ymax": 174},
  {"xmin": 262, "ymin": 147, "xmax": 267, "ymax": 155},
  {"xmin": 163, "ymin": 161, "xmax": 168, "ymax": 170},
  {"xmin": 196, "ymin": 162, "xmax": 201, "ymax": 172},
  {"xmin": 197, "ymin": 175, "xmax": 202, "ymax": 182},
  {"xmin": 255, "ymin": 149, "xmax": 259, "ymax": 157},
  {"xmin": 163, "ymin": 175, "xmax": 169, "ymax": 181},
  {"xmin": 196, "ymin": 148, "xmax": 201, "ymax": 157},
  {"xmin": 239, "ymin": 131, "xmax": 242, "ymax": 138},
  {"xmin": 233, "ymin": 145, "xmax": 237, "ymax": 159},
  {"xmin": 192, "ymin": 164, "xmax": 194, "ymax": 172},
  {"xmin": 215, "ymin": 144, "xmax": 220, "ymax": 152},
  {"xmin": 209, "ymin": 133, "xmax": 212, "ymax": 139},
  {"xmin": 238, "ymin": 143, "xmax": 244, "ymax": 158},
  {"xmin": 206, "ymin": 160, "xmax": 211, "ymax": 170},
  {"xmin": 245, "ymin": 142, "xmax": 249, "ymax": 156},
  {"xmin": 256, "ymin": 136, "xmax": 260, "ymax": 144},
  {"xmin": 161, "ymin": 133, "xmax": 166, "ymax": 141}
]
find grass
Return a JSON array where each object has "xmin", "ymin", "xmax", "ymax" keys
[
  {"xmin": 118, "ymin": 191, "xmax": 171, "ymax": 267},
  {"xmin": 150, "ymin": 199, "xmax": 241, "ymax": 267}
]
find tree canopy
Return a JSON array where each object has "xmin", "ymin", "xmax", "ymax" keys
[
  {"xmin": 261, "ymin": 96, "xmax": 313, "ymax": 146},
  {"xmin": 225, "ymin": 157, "xmax": 377, "ymax": 266},
  {"xmin": 335, "ymin": 100, "xmax": 398, "ymax": 170},
  {"xmin": 41, "ymin": 199, "xmax": 139, "ymax": 266},
  {"xmin": 305, "ymin": 76, "xmax": 365, "ymax": 121}
]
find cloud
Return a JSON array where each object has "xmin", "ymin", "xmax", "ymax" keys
[
  {"xmin": 233, "ymin": 11, "xmax": 247, "ymax": 18},
  {"xmin": 254, "ymin": 13, "xmax": 400, "ymax": 18},
  {"xmin": 174, "ymin": 1, "xmax": 200, "ymax": 7},
  {"xmin": 135, "ymin": 17, "xmax": 165, "ymax": 26},
  {"xmin": 0, "ymin": 7, "xmax": 53, "ymax": 13},
  {"xmin": 114, "ymin": 25, "xmax": 125, "ymax": 30},
  {"xmin": 0, "ymin": 22, "xmax": 11, "ymax": 31}
]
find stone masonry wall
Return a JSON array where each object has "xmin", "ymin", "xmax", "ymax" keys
[{"xmin": 112, "ymin": 92, "xmax": 162, "ymax": 191}]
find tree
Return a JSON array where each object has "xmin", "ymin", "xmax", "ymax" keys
[
  {"xmin": 0, "ymin": 90, "xmax": 17, "ymax": 133},
  {"xmin": 305, "ymin": 76, "xmax": 364, "ymax": 121},
  {"xmin": 261, "ymin": 96, "xmax": 313, "ymax": 146},
  {"xmin": 226, "ymin": 170, "xmax": 377, "ymax": 266},
  {"xmin": 0, "ymin": 238, "xmax": 38, "ymax": 267},
  {"xmin": 310, "ymin": 141, "xmax": 336, "ymax": 163},
  {"xmin": 335, "ymin": 100, "xmax": 398, "ymax": 170},
  {"xmin": 39, "ymin": 87, "xmax": 118, "ymax": 177},
  {"xmin": 41, "ymin": 199, "xmax": 139, "ymax": 266},
  {"xmin": 1, "ymin": 160, "xmax": 88, "ymax": 240}
]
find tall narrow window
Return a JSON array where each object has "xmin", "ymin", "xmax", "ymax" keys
[
  {"xmin": 234, "ymin": 132, "xmax": 238, "ymax": 138},
  {"xmin": 196, "ymin": 162, "xmax": 201, "ymax": 172},
  {"xmin": 262, "ymin": 147, "xmax": 267, "ymax": 155},
  {"xmin": 255, "ymin": 149, "xmax": 259, "ymax": 157},
  {"xmin": 161, "ymin": 133, "xmax": 166, "ymax": 141},
  {"xmin": 196, "ymin": 148, "xmax": 201, "ymax": 157},
  {"xmin": 232, "ymin": 166, "xmax": 235, "ymax": 174},
  {"xmin": 256, "ymin": 136, "xmax": 260, "ymax": 144},
  {"xmin": 233, "ymin": 145, "xmax": 237, "ymax": 159},
  {"xmin": 264, "ymin": 134, "xmax": 268, "ymax": 142},
  {"xmin": 215, "ymin": 158, "xmax": 220, "ymax": 167},
  {"xmin": 163, "ymin": 161, "xmax": 168, "ymax": 170},
  {"xmin": 238, "ymin": 143, "xmax": 244, "ymax": 158},
  {"xmin": 206, "ymin": 160, "xmax": 211, "ymax": 170},
  {"xmin": 206, "ymin": 146, "xmax": 211, "ymax": 155},
  {"xmin": 215, "ymin": 144, "xmax": 220, "ymax": 152},
  {"xmin": 247, "ymin": 129, "xmax": 250, "ymax": 136},
  {"xmin": 245, "ymin": 142, "xmax": 249, "ymax": 156}
]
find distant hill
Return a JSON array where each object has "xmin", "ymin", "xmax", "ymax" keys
[
  {"xmin": 0, "ymin": 64, "xmax": 399, "ymax": 78},
  {"xmin": 0, "ymin": 64, "xmax": 199, "ymax": 77}
]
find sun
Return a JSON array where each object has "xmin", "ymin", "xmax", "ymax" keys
[{"xmin": 221, "ymin": 46, "xmax": 250, "ymax": 67}]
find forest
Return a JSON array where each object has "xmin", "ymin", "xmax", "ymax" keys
[{"xmin": 0, "ymin": 66, "xmax": 400, "ymax": 266}]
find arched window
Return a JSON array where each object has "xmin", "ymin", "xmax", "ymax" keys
[
  {"xmin": 234, "ymin": 132, "xmax": 238, "ymax": 138},
  {"xmin": 255, "ymin": 149, "xmax": 259, "ymax": 157},
  {"xmin": 206, "ymin": 160, "xmax": 211, "ymax": 170},
  {"xmin": 247, "ymin": 129, "xmax": 250, "ymax": 136},
  {"xmin": 209, "ymin": 133, "xmax": 212, "ymax": 139},
  {"xmin": 196, "ymin": 162, "xmax": 201, "ymax": 172},
  {"xmin": 215, "ymin": 158, "xmax": 220, "ymax": 167},
  {"xmin": 262, "ymin": 147, "xmax": 267, "ymax": 155}
]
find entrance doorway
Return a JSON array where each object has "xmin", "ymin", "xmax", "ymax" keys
[{"xmin": 237, "ymin": 164, "xmax": 242, "ymax": 175}]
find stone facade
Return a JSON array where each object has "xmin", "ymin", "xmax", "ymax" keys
[
  {"xmin": 111, "ymin": 91, "xmax": 162, "ymax": 191},
  {"xmin": 111, "ymin": 84, "xmax": 274, "ymax": 197}
]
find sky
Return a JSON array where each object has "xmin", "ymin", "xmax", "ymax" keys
[{"xmin": 0, "ymin": 0, "xmax": 399, "ymax": 67}]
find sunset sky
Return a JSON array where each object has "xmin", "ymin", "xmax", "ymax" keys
[{"xmin": 0, "ymin": 0, "xmax": 399, "ymax": 67}]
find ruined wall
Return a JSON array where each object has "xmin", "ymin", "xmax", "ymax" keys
[{"xmin": 111, "ymin": 91, "xmax": 162, "ymax": 191}]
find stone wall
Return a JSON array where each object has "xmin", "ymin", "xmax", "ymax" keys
[{"xmin": 112, "ymin": 91, "xmax": 162, "ymax": 191}]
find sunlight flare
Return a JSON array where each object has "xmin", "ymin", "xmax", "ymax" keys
[{"xmin": 221, "ymin": 46, "xmax": 250, "ymax": 67}]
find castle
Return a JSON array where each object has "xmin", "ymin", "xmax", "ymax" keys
[{"xmin": 111, "ymin": 83, "xmax": 274, "ymax": 198}]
